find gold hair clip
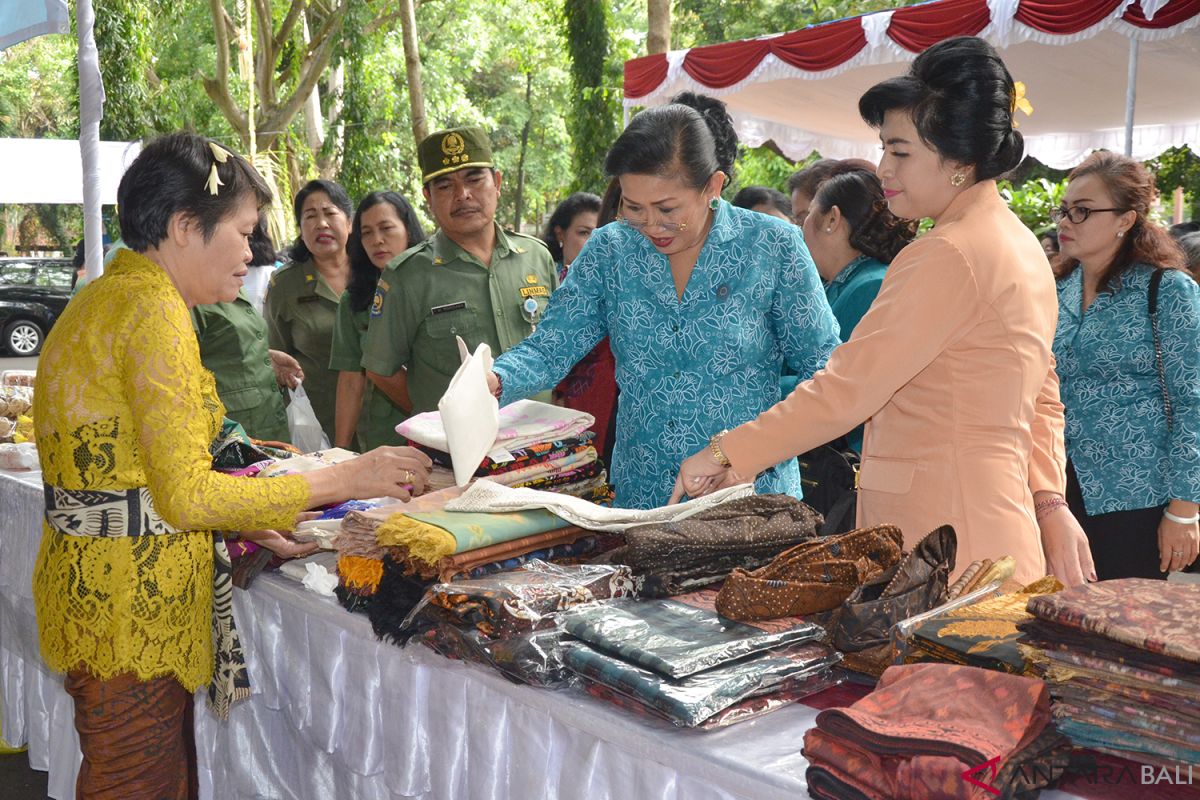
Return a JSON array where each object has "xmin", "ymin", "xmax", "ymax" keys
[
  {"xmin": 1011, "ymin": 81, "xmax": 1033, "ymax": 127},
  {"xmin": 205, "ymin": 141, "xmax": 232, "ymax": 195}
]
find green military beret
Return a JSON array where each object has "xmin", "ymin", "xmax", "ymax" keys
[{"xmin": 418, "ymin": 126, "xmax": 494, "ymax": 184}]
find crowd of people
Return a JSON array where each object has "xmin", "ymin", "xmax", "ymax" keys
[{"xmin": 26, "ymin": 34, "xmax": 1200, "ymax": 798}]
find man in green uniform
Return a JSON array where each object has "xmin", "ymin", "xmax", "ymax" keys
[
  {"xmin": 192, "ymin": 291, "xmax": 301, "ymax": 442},
  {"xmin": 362, "ymin": 126, "xmax": 558, "ymax": 414}
]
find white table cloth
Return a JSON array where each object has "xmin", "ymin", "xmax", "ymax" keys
[{"xmin": 0, "ymin": 469, "xmax": 1084, "ymax": 799}]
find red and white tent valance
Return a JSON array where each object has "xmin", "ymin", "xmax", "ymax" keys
[{"xmin": 623, "ymin": 0, "xmax": 1200, "ymax": 168}]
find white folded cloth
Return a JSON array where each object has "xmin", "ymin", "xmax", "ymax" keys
[
  {"xmin": 443, "ymin": 479, "xmax": 755, "ymax": 531},
  {"xmin": 437, "ymin": 337, "xmax": 499, "ymax": 486}
]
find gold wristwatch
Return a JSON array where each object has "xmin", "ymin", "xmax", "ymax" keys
[{"xmin": 708, "ymin": 429, "xmax": 732, "ymax": 468}]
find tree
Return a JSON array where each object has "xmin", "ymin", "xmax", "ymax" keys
[
  {"xmin": 398, "ymin": 0, "xmax": 428, "ymax": 148},
  {"xmin": 563, "ymin": 0, "xmax": 617, "ymax": 195},
  {"xmin": 648, "ymin": 0, "xmax": 671, "ymax": 55},
  {"xmin": 202, "ymin": 0, "xmax": 350, "ymax": 154},
  {"xmin": 93, "ymin": 0, "xmax": 156, "ymax": 140}
]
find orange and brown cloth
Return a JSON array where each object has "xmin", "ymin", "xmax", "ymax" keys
[{"xmin": 803, "ymin": 663, "xmax": 1072, "ymax": 800}]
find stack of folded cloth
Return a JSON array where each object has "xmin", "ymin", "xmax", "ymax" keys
[
  {"xmin": 1018, "ymin": 579, "xmax": 1200, "ymax": 770},
  {"xmin": 803, "ymin": 663, "xmax": 1073, "ymax": 799},
  {"xmin": 902, "ymin": 576, "xmax": 1063, "ymax": 675},
  {"xmin": 411, "ymin": 560, "xmax": 638, "ymax": 686},
  {"xmin": 397, "ymin": 400, "xmax": 613, "ymax": 501},
  {"xmin": 603, "ymin": 494, "xmax": 823, "ymax": 597},
  {"xmin": 560, "ymin": 589, "xmax": 842, "ymax": 728}
]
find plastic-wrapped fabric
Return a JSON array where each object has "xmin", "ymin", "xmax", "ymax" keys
[
  {"xmin": 564, "ymin": 641, "xmax": 839, "ymax": 727},
  {"xmin": 436, "ymin": 527, "xmax": 622, "ymax": 582},
  {"xmin": 399, "ymin": 398, "xmax": 594, "ymax": 455},
  {"xmin": 560, "ymin": 590, "xmax": 824, "ymax": 679},
  {"xmin": 420, "ymin": 624, "xmax": 574, "ymax": 687},
  {"xmin": 581, "ymin": 669, "xmax": 844, "ymax": 730},
  {"xmin": 407, "ymin": 560, "xmax": 638, "ymax": 638}
]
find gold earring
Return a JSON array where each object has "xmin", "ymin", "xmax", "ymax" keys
[{"xmin": 949, "ymin": 172, "xmax": 967, "ymax": 187}]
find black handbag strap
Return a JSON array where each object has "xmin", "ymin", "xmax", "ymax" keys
[{"xmin": 1148, "ymin": 269, "xmax": 1174, "ymax": 432}]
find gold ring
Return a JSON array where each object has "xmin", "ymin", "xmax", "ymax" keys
[{"xmin": 402, "ymin": 469, "xmax": 412, "ymax": 484}]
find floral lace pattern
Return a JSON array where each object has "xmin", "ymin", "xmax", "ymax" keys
[{"xmin": 32, "ymin": 250, "xmax": 310, "ymax": 690}]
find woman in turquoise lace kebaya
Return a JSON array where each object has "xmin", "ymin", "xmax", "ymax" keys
[{"xmin": 489, "ymin": 97, "xmax": 839, "ymax": 508}]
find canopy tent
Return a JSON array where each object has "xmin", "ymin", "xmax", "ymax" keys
[
  {"xmin": 0, "ymin": 138, "xmax": 140, "ymax": 205},
  {"xmin": 2, "ymin": 0, "xmax": 108, "ymax": 278},
  {"xmin": 623, "ymin": 0, "xmax": 1200, "ymax": 170}
]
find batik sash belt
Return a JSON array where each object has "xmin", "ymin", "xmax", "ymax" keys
[{"xmin": 43, "ymin": 484, "xmax": 249, "ymax": 718}]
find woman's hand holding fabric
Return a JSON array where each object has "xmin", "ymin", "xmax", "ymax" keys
[
  {"xmin": 238, "ymin": 528, "xmax": 320, "ymax": 559},
  {"xmin": 669, "ymin": 448, "xmax": 733, "ymax": 505},
  {"xmin": 1158, "ymin": 509, "xmax": 1200, "ymax": 573},
  {"xmin": 1038, "ymin": 503, "xmax": 1096, "ymax": 586},
  {"xmin": 342, "ymin": 446, "xmax": 434, "ymax": 500}
]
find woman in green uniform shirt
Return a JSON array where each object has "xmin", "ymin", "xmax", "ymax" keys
[
  {"xmin": 330, "ymin": 191, "xmax": 426, "ymax": 450},
  {"xmin": 266, "ymin": 180, "xmax": 352, "ymax": 443}
]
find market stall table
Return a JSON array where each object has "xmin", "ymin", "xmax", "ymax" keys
[{"xmin": 0, "ymin": 468, "xmax": 1091, "ymax": 799}]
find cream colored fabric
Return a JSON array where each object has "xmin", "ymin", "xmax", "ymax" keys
[{"xmin": 444, "ymin": 478, "xmax": 755, "ymax": 532}]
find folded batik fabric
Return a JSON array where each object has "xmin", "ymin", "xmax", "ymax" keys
[
  {"xmin": 435, "ymin": 526, "xmax": 614, "ymax": 582},
  {"xmin": 375, "ymin": 507, "xmax": 571, "ymax": 567},
  {"xmin": 804, "ymin": 664, "xmax": 1053, "ymax": 800},
  {"xmin": 581, "ymin": 668, "xmax": 843, "ymax": 730},
  {"xmin": 418, "ymin": 560, "xmax": 637, "ymax": 638},
  {"xmin": 564, "ymin": 640, "xmax": 839, "ymax": 727},
  {"xmin": 398, "ymin": 399, "xmax": 594, "ymax": 454},
  {"xmin": 716, "ymin": 525, "xmax": 905, "ymax": 621},
  {"xmin": 605, "ymin": 494, "xmax": 822, "ymax": 597},
  {"xmin": 904, "ymin": 577, "xmax": 1063, "ymax": 674},
  {"xmin": 561, "ymin": 590, "xmax": 824, "ymax": 679},
  {"xmin": 1024, "ymin": 579, "xmax": 1200, "ymax": 664},
  {"xmin": 444, "ymin": 478, "xmax": 754, "ymax": 531}
]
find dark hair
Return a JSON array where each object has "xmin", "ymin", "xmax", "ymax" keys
[
  {"xmin": 346, "ymin": 191, "xmax": 427, "ymax": 312},
  {"xmin": 668, "ymin": 92, "xmax": 737, "ymax": 185},
  {"xmin": 543, "ymin": 192, "xmax": 602, "ymax": 264},
  {"xmin": 248, "ymin": 216, "xmax": 277, "ymax": 265},
  {"xmin": 605, "ymin": 93, "xmax": 738, "ymax": 189},
  {"xmin": 1178, "ymin": 232, "xmax": 1200, "ymax": 278},
  {"xmin": 116, "ymin": 133, "xmax": 272, "ymax": 252},
  {"xmin": 1039, "ymin": 230, "xmax": 1059, "ymax": 252},
  {"xmin": 1169, "ymin": 221, "xmax": 1200, "ymax": 240},
  {"xmin": 598, "ymin": 177, "xmax": 622, "ymax": 227},
  {"xmin": 731, "ymin": 186, "xmax": 791, "ymax": 217},
  {"xmin": 290, "ymin": 179, "xmax": 352, "ymax": 262},
  {"xmin": 859, "ymin": 36, "xmax": 1024, "ymax": 181},
  {"xmin": 787, "ymin": 158, "xmax": 838, "ymax": 198},
  {"xmin": 812, "ymin": 163, "xmax": 918, "ymax": 263},
  {"xmin": 72, "ymin": 238, "xmax": 86, "ymax": 270},
  {"xmin": 1055, "ymin": 151, "xmax": 1187, "ymax": 290}
]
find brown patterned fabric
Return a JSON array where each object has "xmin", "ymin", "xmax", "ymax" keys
[
  {"xmin": 1025, "ymin": 578, "xmax": 1200, "ymax": 664},
  {"xmin": 946, "ymin": 559, "xmax": 985, "ymax": 600},
  {"xmin": 715, "ymin": 524, "xmax": 904, "ymax": 621},
  {"xmin": 606, "ymin": 494, "xmax": 823, "ymax": 597},
  {"xmin": 64, "ymin": 669, "xmax": 197, "ymax": 800}
]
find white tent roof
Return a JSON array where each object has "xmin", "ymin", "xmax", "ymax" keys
[
  {"xmin": 623, "ymin": 0, "xmax": 1200, "ymax": 168},
  {"xmin": 0, "ymin": 138, "xmax": 140, "ymax": 204}
]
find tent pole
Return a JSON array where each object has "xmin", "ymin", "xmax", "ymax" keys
[
  {"xmin": 1124, "ymin": 37, "xmax": 1139, "ymax": 158},
  {"xmin": 77, "ymin": 0, "xmax": 105, "ymax": 280}
]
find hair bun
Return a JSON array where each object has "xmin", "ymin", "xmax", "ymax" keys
[{"xmin": 670, "ymin": 91, "xmax": 739, "ymax": 183}]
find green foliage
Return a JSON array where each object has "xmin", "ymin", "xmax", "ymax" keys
[
  {"xmin": 563, "ymin": 0, "xmax": 617, "ymax": 196},
  {"xmin": 998, "ymin": 177, "xmax": 1067, "ymax": 234},
  {"xmin": 1147, "ymin": 146, "xmax": 1200, "ymax": 221},
  {"xmin": 672, "ymin": 0, "xmax": 921, "ymax": 49},
  {"xmin": 93, "ymin": 0, "xmax": 156, "ymax": 139},
  {"xmin": 728, "ymin": 145, "xmax": 799, "ymax": 197}
]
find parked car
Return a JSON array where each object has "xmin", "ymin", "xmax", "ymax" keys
[{"xmin": 0, "ymin": 257, "xmax": 75, "ymax": 356}]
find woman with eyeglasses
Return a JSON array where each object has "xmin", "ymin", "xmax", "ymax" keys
[
  {"xmin": 1051, "ymin": 151, "xmax": 1200, "ymax": 579},
  {"xmin": 673, "ymin": 36, "xmax": 1095, "ymax": 586},
  {"xmin": 485, "ymin": 95, "xmax": 840, "ymax": 509}
]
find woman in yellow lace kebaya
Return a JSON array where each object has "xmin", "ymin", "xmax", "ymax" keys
[{"xmin": 33, "ymin": 133, "xmax": 432, "ymax": 800}]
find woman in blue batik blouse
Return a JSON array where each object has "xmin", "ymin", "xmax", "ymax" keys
[
  {"xmin": 487, "ymin": 95, "xmax": 840, "ymax": 509},
  {"xmin": 1053, "ymin": 151, "xmax": 1200, "ymax": 579}
]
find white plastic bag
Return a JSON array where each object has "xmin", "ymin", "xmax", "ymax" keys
[
  {"xmin": 438, "ymin": 336, "xmax": 499, "ymax": 486},
  {"xmin": 287, "ymin": 381, "xmax": 331, "ymax": 454}
]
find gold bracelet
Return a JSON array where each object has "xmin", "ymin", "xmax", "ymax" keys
[{"xmin": 708, "ymin": 429, "xmax": 732, "ymax": 468}]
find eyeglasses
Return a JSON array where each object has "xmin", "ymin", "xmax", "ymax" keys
[
  {"xmin": 1050, "ymin": 205, "xmax": 1128, "ymax": 225},
  {"xmin": 616, "ymin": 200, "xmax": 690, "ymax": 233}
]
